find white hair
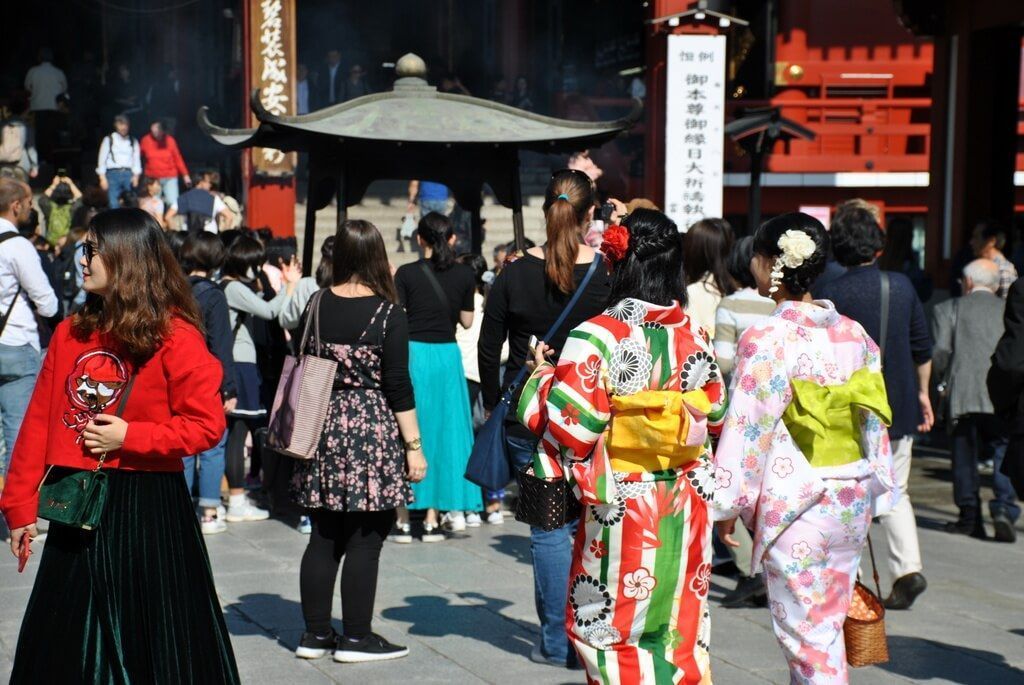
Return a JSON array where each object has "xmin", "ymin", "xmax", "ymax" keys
[{"xmin": 963, "ymin": 259, "xmax": 1000, "ymax": 292}]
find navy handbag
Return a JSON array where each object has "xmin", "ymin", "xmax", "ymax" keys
[{"xmin": 464, "ymin": 255, "xmax": 602, "ymax": 491}]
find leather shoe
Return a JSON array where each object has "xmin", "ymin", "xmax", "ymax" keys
[
  {"xmin": 992, "ymin": 512, "xmax": 1017, "ymax": 543},
  {"xmin": 883, "ymin": 572, "xmax": 927, "ymax": 610},
  {"xmin": 944, "ymin": 518, "xmax": 987, "ymax": 540},
  {"xmin": 721, "ymin": 573, "xmax": 767, "ymax": 608}
]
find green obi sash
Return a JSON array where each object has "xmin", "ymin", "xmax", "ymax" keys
[{"xmin": 781, "ymin": 367, "xmax": 892, "ymax": 468}]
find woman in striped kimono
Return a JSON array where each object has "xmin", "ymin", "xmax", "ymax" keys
[
  {"xmin": 713, "ymin": 213, "xmax": 898, "ymax": 684},
  {"xmin": 518, "ymin": 209, "xmax": 726, "ymax": 684}
]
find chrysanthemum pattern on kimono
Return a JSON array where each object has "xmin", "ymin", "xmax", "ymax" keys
[
  {"xmin": 518, "ymin": 298, "xmax": 726, "ymax": 685},
  {"xmin": 713, "ymin": 300, "xmax": 898, "ymax": 684}
]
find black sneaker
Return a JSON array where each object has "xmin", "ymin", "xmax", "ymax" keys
[
  {"xmin": 944, "ymin": 518, "xmax": 987, "ymax": 540},
  {"xmin": 295, "ymin": 630, "xmax": 339, "ymax": 659},
  {"xmin": 883, "ymin": 572, "xmax": 928, "ymax": 610},
  {"xmin": 721, "ymin": 573, "xmax": 767, "ymax": 608},
  {"xmin": 333, "ymin": 633, "xmax": 410, "ymax": 663},
  {"xmin": 992, "ymin": 512, "xmax": 1017, "ymax": 543}
]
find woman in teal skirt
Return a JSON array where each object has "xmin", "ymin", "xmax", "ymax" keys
[{"xmin": 394, "ymin": 212, "xmax": 482, "ymax": 540}]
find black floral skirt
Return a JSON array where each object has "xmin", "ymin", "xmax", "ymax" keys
[{"xmin": 11, "ymin": 468, "xmax": 240, "ymax": 684}]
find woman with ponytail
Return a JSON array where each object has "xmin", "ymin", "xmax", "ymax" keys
[
  {"xmin": 393, "ymin": 212, "xmax": 481, "ymax": 540},
  {"xmin": 478, "ymin": 168, "xmax": 611, "ymax": 668}
]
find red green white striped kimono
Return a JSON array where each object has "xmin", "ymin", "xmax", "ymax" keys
[{"xmin": 518, "ymin": 298, "xmax": 726, "ymax": 684}]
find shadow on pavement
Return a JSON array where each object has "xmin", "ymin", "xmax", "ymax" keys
[
  {"xmin": 489, "ymin": 534, "xmax": 532, "ymax": 566},
  {"xmin": 223, "ymin": 593, "xmax": 303, "ymax": 651},
  {"xmin": 381, "ymin": 593, "xmax": 537, "ymax": 658},
  {"xmin": 880, "ymin": 636, "xmax": 1024, "ymax": 682}
]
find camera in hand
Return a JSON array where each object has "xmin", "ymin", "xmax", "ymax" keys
[{"xmin": 596, "ymin": 202, "xmax": 615, "ymax": 224}]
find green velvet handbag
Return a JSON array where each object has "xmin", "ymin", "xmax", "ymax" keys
[{"xmin": 37, "ymin": 376, "xmax": 135, "ymax": 530}]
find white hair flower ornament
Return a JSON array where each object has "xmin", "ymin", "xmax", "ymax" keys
[{"xmin": 769, "ymin": 230, "xmax": 817, "ymax": 295}]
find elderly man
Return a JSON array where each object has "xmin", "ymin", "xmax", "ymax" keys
[{"xmin": 933, "ymin": 259, "xmax": 1019, "ymax": 542}]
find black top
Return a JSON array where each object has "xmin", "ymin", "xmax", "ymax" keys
[
  {"xmin": 818, "ymin": 264, "xmax": 933, "ymax": 439},
  {"xmin": 190, "ymin": 276, "xmax": 238, "ymax": 399},
  {"xmin": 311, "ymin": 291, "xmax": 415, "ymax": 412},
  {"xmin": 394, "ymin": 260, "xmax": 476, "ymax": 343},
  {"xmin": 479, "ymin": 252, "xmax": 612, "ymax": 426}
]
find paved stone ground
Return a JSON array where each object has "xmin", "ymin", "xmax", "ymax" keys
[{"xmin": 2, "ymin": 450, "xmax": 1022, "ymax": 684}]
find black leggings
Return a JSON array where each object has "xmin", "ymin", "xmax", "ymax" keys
[
  {"xmin": 225, "ymin": 416, "xmax": 265, "ymax": 489},
  {"xmin": 299, "ymin": 509, "xmax": 396, "ymax": 638}
]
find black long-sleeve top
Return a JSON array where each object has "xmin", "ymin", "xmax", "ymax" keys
[
  {"xmin": 190, "ymin": 276, "xmax": 238, "ymax": 400},
  {"xmin": 818, "ymin": 264, "xmax": 933, "ymax": 439},
  {"xmin": 308, "ymin": 292, "xmax": 415, "ymax": 413},
  {"xmin": 478, "ymin": 253, "xmax": 611, "ymax": 438}
]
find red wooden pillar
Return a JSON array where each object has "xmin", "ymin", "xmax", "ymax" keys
[{"xmin": 243, "ymin": 0, "xmax": 297, "ymax": 237}]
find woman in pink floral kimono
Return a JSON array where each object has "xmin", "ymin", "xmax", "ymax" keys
[
  {"xmin": 519, "ymin": 209, "xmax": 726, "ymax": 684},
  {"xmin": 714, "ymin": 212, "xmax": 899, "ymax": 684}
]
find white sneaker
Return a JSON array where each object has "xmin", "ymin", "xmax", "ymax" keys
[
  {"xmin": 297, "ymin": 516, "xmax": 312, "ymax": 535},
  {"xmin": 201, "ymin": 516, "xmax": 227, "ymax": 535},
  {"xmin": 217, "ymin": 504, "xmax": 226, "ymax": 519},
  {"xmin": 389, "ymin": 522, "xmax": 413, "ymax": 544},
  {"xmin": 421, "ymin": 523, "xmax": 445, "ymax": 543},
  {"xmin": 225, "ymin": 499, "xmax": 270, "ymax": 522},
  {"xmin": 486, "ymin": 510, "xmax": 504, "ymax": 525},
  {"xmin": 441, "ymin": 512, "xmax": 466, "ymax": 533},
  {"xmin": 465, "ymin": 512, "xmax": 482, "ymax": 528}
]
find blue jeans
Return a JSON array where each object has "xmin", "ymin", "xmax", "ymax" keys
[
  {"xmin": 507, "ymin": 434, "xmax": 577, "ymax": 665},
  {"xmin": 419, "ymin": 199, "xmax": 448, "ymax": 216},
  {"xmin": 159, "ymin": 177, "xmax": 180, "ymax": 207},
  {"xmin": 183, "ymin": 431, "xmax": 227, "ymax": 509},
  {"xmin": 0, "ymin": 344, "xmax": 41, "ymax": 474},
  {"xmin": 105, "ymin": 168, "xmax": 134, "ymax": 208},
  {"xmin": 952, "ymin": 414, "xmax": 1020, "ymax": 522}
]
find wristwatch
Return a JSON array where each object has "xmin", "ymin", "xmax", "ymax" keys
[{"xmin": 404, "ymin": 438, "xmax": 422, "ymax": 452}]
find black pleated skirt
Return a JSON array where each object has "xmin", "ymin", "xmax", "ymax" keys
[{"xmin": 11, "ymin": 468, "xmax": 240, "ymax": 684}]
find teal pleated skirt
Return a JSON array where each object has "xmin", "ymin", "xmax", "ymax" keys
[
  {"xmin": 11, "ymin": 468, "xmax": 240, "ymax": 684},
  {"xmin": 408, "ymin": 341, "xmax": 482, "ymax": 512}
]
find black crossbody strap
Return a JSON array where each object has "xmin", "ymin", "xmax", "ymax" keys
[
  {"xmin": 418, "ymin": 261, "xmax": 449, "ymax": 310},
  {"xmin": 879, "ymin": 272, "xmax": 890, "ymax": 364},
  {"xmin": 0, "ymin": 232, "xmax": 25, "ymax": 338},
  {"xmin": 114, "ymin": 375, "xmax": 136, "ymax": 417}
]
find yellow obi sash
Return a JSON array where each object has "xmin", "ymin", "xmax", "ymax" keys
[
  {"xmin": 607, "ymin": 389, "xmax": 711, "ymax": 473},
  {"xmin": 782, "ymin": 367, "xmax": 892, "ymax": 468}
]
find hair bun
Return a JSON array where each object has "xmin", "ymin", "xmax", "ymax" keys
[{"xmin": 632, "ymin": 232, "xmax": 677, "ymax": 260}]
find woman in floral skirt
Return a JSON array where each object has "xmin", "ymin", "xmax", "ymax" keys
[
  {"xmin": 518, "ymin": 209, "xmax": 726, "ymax": 684},
  {"xmin": 713, "ymin": 212, "xmax": 898, "ymax": 683}
]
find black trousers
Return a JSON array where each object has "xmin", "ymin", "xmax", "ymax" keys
[{"xmin": 299, "ymin": 509, "xmax": 396, "ymax": 638}]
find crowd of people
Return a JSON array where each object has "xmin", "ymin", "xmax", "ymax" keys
[{"xmin": 0, "ymin": 147, "xmax": 1021, "ymax": 683}]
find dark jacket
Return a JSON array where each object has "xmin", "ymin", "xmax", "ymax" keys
[
  {"xmin": 810, "ymin": 259, "xmax": 846, "ymax": 299},
  {"xmin": 989, "ymin": 277, "xmax": 1024, "ymax": 434},
  {"xmin": 818, "ymin": 264, "xmax": 933, "ymax": 439},
  {"xmin": 191, "ymin": 276, "xmax": 237, "ymax": 400}
]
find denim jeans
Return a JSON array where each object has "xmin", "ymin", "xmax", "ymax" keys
[
  {"xmin": 952, "ymin": 414, "xmax": 1021, "ymax": 523},
  {"xmin": 419, "ymin": 199, "xmax": 448, "ymax": 216},
  {"xmin": 158, "ymin": 176, "xmax": 180, "ymax": 207},
  {"xmin": 105, "ymin": 168, "xmax": 134, "ymax": 208},
  {"xmin": 0, "ymin": 343, "xmax": 41, "ymax": 474},
  {"xmin": 183, "ymin": 430, "xmax": 228, "ymax": 509},
  {"xmin": 507, "ymin": 434, "xmax": 577, "ymax": 665}
]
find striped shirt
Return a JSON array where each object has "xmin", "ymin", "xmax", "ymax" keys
[{"xmin": 713, "ymin": 288, "xmax": 776, "ymax": 379}]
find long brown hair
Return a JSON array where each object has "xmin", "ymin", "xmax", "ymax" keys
[
  {"xmin": 332, "ymin": 219, "xmax": 398, "ymax": 302},
  {"xmin": 542, "ymin": 169, "xmax": 595, "ymax": 294},
  {"xmin": 73, "ymin": 208, "xmax": 203, "ymax": 364},
  {"xmin": 683, "ymin": 218, "xmax": 736, "ymax": 297}
]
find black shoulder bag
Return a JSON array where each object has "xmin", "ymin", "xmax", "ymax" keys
[{"xmin": 37, "ymin": 375, "xmax": 136, "ymax": 530}]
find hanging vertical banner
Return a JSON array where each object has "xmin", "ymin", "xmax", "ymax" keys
[
  {"xmin": 250, "ymin": 0, "xmax": 296, "ymax": 176},
  {"xmin": 664, "ymin": 34, "xmax": 725, "ymax": 232}
]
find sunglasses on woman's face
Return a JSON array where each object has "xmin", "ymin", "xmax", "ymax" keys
[{"xmin": 83, "ymin": 241, "xmax": 100, "ymax": 263}]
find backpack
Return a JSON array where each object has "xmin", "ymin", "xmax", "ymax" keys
[
  {"xmin": 52, "ymin": 243, "xmax": 82, "ymax": 306},
  {"xmin": 0, "ymin": 122, "xmax": 24, "ymax": 164},
  {"xmin": 46, "ymin": 203, "xmax": 73, "ymax": 246}
]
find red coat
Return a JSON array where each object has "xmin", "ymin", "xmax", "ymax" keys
[
  {"xmin": 0, "ymin": 318, "xmax": 225, "ymax": 530},
  {"xmin": 140, "ymin": 132, "xmax": 189, "ymax": 180}
]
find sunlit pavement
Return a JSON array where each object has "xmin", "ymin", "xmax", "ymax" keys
[{"xmin": 2, "ymin": 450, "xmax": 1022, "ymax": 684}]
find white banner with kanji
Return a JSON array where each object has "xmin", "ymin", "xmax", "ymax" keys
[{"xmin": 664, "ymin": 34, "xmax": 725, "ymax": 232}]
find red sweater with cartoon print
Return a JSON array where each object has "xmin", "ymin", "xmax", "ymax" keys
[{"xmin": 1, "ymin": 317, "xmax": 225, "ymax": 530}]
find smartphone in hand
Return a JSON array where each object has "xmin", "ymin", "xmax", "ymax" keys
[{"xmin": 17, "ymin": 531, "xmax": 31, "ymax": 573}]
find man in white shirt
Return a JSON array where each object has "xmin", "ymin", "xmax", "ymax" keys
[
  {"xmin": 296, "ymin": 63, "xmax": 311, "ymax": 115},
  {"xmin": 24, "ymin": 48, "xmax": 67, "ymax": 165},
  {"xmin": 0, "ymin": 178, "xmax": 58, "ymax": 473},
  {"xmin": 96, "ymin": 115, "xmax": 141, "ymax": 209}
]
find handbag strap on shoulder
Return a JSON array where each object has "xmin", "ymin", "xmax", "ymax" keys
[{"xmin": 504, "ymin": 253, "xmax": 603, "ymax": 400}]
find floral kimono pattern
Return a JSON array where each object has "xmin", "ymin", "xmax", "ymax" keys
[
  {"xmin": 518, "ymin": 298, "xmax": 725, "ymax": 685},
  {"xmin": 713, "ymin": 301, "xmax": 898, "ymax": 684}
]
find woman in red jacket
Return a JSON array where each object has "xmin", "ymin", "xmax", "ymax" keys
[{"xmin": 1, "ymin": 208, "xmax": 239, "ymax": 684}]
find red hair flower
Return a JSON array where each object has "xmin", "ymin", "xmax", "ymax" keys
[{"xmin": 601, "ymin": 224, "xmax": 630, "ymax": 264}]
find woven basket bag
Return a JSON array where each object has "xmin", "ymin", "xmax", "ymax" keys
[{"xmin": 844, "ymin": 535, "xmax": 890, "ymax": 667}]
